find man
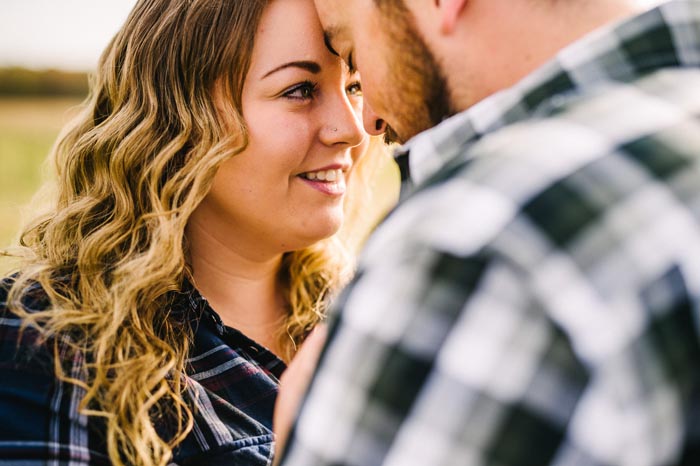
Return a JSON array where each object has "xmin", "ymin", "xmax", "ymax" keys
[{"xmin": 276, "ymin": 0, "xmax": 700, "ymax": 464}]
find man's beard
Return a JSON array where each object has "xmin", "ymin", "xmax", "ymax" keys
[{"xmin": 380, "ymin": 1, "xmax": 455, "ymax": 144}]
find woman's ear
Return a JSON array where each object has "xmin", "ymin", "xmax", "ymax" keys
[{"xmin": 439, "ymin": 0, "xmax": 468, "ymax": 34}]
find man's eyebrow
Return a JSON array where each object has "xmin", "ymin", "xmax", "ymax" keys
[
  {"xmin": 324, "ymin": 29, "xmax": 356, "ymax": 73},
  {"xmin": 323, "ymin": 30, "xmax": 340, "ymax": 56},
  {"xmin": 262, "ymin": 61, "xmax": 321, "ymax": 79}
]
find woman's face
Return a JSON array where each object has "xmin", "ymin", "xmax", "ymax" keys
[{"xmin": 195, "ymin": 0, "xmax": 366, "ymax": 259}]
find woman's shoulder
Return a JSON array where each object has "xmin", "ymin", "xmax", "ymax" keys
[
  {"xmin": 0, "ymin": 275, "xmax": 13, "ymax": 311},
  {"xmin": 0, "ymin": 274, "xmax": 52, "ymax": 314},
  {"xmin": 0, "ymin": 276, "xmax": 108, "ymax": 463},
  {"xmin": 0, "ymin": 275, "xmax": 56, "ymax": 374}
]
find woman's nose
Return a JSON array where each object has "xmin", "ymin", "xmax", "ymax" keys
[{"xmin": 322, "ymin": 92, "xmax": 365, "ymax": 148}]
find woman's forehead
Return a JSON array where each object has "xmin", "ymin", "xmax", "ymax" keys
[{"xmin": 249, "ymin": 0, "xmax": 343, "ymax": 77}]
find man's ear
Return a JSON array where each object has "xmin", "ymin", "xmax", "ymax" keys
[{"xmin": 439, "ymin": 0, "xmax": 468, "ymax": 34}]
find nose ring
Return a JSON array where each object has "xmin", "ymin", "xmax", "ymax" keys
[{"xmin": 332, "ymin": 127, "xmax": 338, "ymax": 132}]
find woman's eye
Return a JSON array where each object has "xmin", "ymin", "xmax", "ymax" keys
[
  {"xmin": 283, "ymin": 81, "xmax": 318, "ymax": 101},
  {"xmin": 346, "ymin": 81, "xmax": 362, "ymax": 97}
]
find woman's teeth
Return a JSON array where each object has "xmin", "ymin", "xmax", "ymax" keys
[{"xmin": 302, "ymin": 169, "xmax": 342, "ymax": 181}]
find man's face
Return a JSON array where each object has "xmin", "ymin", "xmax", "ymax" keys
[{"xmin": 315, "ymin": 0, "xmax": 455, "ymax": 144}]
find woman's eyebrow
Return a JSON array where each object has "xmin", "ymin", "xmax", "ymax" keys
[{"xmin": 262, "ymin": 61, "xmax": 321, "ymax": 79}]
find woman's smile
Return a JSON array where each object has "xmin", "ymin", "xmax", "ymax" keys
[{"xmin": 297, "ymin": 165, "xmax": 349, "ymax": 196}]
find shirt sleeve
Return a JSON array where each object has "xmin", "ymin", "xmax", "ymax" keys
[{"xmin": 278, "ymin": 239, "xmax": 590, "ymax": 466}]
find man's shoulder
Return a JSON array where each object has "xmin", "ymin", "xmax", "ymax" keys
[
  {"xmin": 468, "ymin": 68, "xmax": 700, "ymax": 172},
  {"xmin": 368, "ymin": 68, "xmax": 700, "ymax": 264},
  {"xmin": 462, "ymin": 67, "xmax": 697, "ymax": 192}
]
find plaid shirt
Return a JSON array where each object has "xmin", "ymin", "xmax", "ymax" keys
[
  {"xmin": 0, "ymin": 278, "xmax": 285, "ymax": 465},
  {"xmin": 280, "ymin": 2, "xmax": 700, "ymax": 465}
]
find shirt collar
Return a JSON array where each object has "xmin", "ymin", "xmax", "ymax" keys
[{"xmin": 397, "ymin": 0, "xmax": 700, "ymax": 188}]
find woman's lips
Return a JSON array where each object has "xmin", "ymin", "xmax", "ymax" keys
[{"xmin": 297, "ymin": 170, "xmax": 347, "ymax": 196}]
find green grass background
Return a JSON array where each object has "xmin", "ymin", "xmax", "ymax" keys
[{"xmin": 0, "ymin": 97, "xmax": 83, "ymax": 273}]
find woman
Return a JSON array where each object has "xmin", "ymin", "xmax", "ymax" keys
[{"xmin": 0, "ymin": 0, "xmax": 397, "ymax": 465}]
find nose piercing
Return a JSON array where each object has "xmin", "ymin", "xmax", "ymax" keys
[{"xmin": 332, "ymin": 127, "xmax": 338, "ymax": 132}]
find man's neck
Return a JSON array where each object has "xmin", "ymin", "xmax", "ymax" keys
[{"xmin": 444, "ymin": 0, "xmax": 645, "ymax": 111}]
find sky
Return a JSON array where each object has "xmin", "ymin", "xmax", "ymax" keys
[
  {"xmin": 0, "ymin": 0, "xmax": 668, "ymax": 72},
  {"xmin": 0, "ymin": 0, "xmax": 138, "ymax": 71}
]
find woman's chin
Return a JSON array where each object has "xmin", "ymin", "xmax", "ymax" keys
[{"xmin": 286, "ymin": 215, "xmax": 343, "ymax": 251}]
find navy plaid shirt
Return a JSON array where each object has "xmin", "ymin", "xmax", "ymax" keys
[
  {"xmin": 281, "ymin": 1, "xmax": 700, "ymax": 465},
  {"xmin": 0, "ymin": 278, "xmax": 285, "ymax": 465}
]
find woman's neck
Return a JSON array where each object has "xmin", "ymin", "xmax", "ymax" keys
[{"xmin": 186, "ymin": 220, "xmax": 288, "ymax": 360}]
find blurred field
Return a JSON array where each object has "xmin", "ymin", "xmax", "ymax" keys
[{"xmin": 0, "ymin": 97, "xmax": 83, "ymax": 265}]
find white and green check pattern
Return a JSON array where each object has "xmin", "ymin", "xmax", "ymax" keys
[{"xmin": 280, "ymin": 1, "xmax": 700, "ymax": 465}]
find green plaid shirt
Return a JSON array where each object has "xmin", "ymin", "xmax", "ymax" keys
[{"xmin": 279, "ymin": 1, "xmax": 700, "ymax": 465}]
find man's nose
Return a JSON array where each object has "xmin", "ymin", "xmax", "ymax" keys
[{"xmin": 362, "ymin": 100, "xmax": 387, "ymax": 136}]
